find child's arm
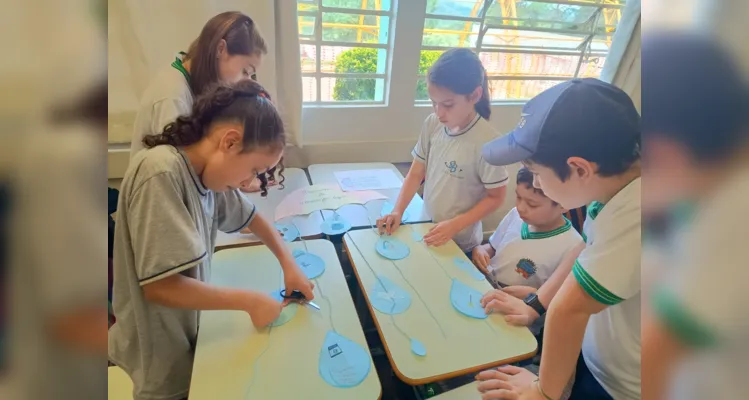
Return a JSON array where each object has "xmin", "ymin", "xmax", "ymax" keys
[
  {"xmin": 143, "ymin": 274, "xmax": 282, "ymax": 328},
  {"xmin": 246, "ymin": 213, "xmax": 315, "ymax": 300},
  {"xmin": 472, "ymin": 243, "xmax": 495, "ymax": 274},
  {"xmin": 424, "ymin": 186, "xmax": 506, "ymax": 247},
  {"xmin": 378, "ymin": 161, "xmax": 426, "ymax": 235}
]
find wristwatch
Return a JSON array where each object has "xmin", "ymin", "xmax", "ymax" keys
[{"xmin": 523, "ymin": 293, "xmax": 546, "ymax": 316}]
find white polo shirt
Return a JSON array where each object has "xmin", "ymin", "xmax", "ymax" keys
[
  {"xmin": 651, "ymin": 166, "xmax": 749, "ymax": 400},
  {"xmin": 575, "ymin": 178, "xmax": 641, "ymax": 400},
  {"xmin": 487, "ymin": 207, "xmax": 583, "ymax": 289},
  {"xmin": 412, "ymin": 113, "xmax": 509, "ymax": 251}
]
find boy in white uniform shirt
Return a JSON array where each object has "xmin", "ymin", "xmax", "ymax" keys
[{"xmin": 474, "ymin": 167, "xmax": 582, "ymax": 296}]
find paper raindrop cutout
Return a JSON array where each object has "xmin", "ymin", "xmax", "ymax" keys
[
  {"xmin": 268, "ymin": 289, "xmax": 298, "ymax": 327},
  {"xmin": 275, "ymin": 223, "xmax": 299, "ymax": 242},
  {"xmin": 375, "ymin": 237, "xmax": 410, "ymax": 260},
  {"xmin": 292, "ymin": 250, "xmax": 326, "ymax": 280},
  {"xmin": 381, "ymin": 202, "xmax": 409, "ymax": 223},
  {"xmin": 453, "ymin": 257, "xmax": 485, "ymax": 281},
  {"xmin": 370, "ymin": 275, "xmax": 412, "ymax": 315},
  {"xmin": 320, "ymin": 213, "xmax": 352, "ymax": 236},
  {"xmin": 411, "ymin": 338, "xmax": 427, "ymax": 357},
  {"xmin": 450, "ymin": 279, "xmax": 487, "ymax": 319},
  {"xmin": 318, "ymin": 331, "xmax": 371, "ymax": 388}
]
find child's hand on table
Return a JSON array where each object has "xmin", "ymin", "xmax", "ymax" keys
[
  {"xmin": 280, "ymin": 259, "xmax": 315, "ymax": 302},
  {"xmin": 377, "ymin": 212, "xmax": 403, "ymax": 235},
  {"xmin": 245, "ymin": 292, "xmax": 284, "ymax": 328},
  {"xmin": 423, "ymin": 218, "xmax": 460, "ymax": 247},
  {"xmin": 472, "ymin": 246, "xmax": 492, "ymax": 274},
  {"xmin": 480, "ymin": 290, "xmax": 539, "ymax": 327},
  {"xmin": 502, "ymin": 285, "xmax": 536, "ymax": 300},
  {"xmin": 476, "ymin": 366, "xmax": 542, "ymax": 400}
]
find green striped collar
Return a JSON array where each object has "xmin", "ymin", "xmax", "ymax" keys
[
  {"xmin": 587, "ymin": 201, "xmax": 605, "ymax": 220},
  {"xmin": 521, "ymin": 217, "xmax": 572, "ymax": 240},
  {"xmin": 171, "ymin": 51, "xmax": 190, "ymax": 84}
]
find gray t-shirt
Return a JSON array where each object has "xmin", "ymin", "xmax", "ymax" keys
[
  {"xmin": 129, "ymin": 54, "xmax": 193, "ymax": 161},
  {"xmin": 412, "ymin": 113, "xmax": 509, "ymax": 251},
  {"xmin": 108, "ymin": 145, "xmax": 256, "ymax": 400}
]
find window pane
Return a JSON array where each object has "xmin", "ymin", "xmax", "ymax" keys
[
  {"xmin": 578, "ymin": 54, "xmax": 606, "ymax": 78},
  {"xmin": 426, "ymin": 0, "xmax": 485, "ymax": 18},
  {"xmin": 322, "ymin": 0, "xmax": 391, "ymax": 11},
  {"xmin": 422, "ymin": 19, "xmax": 479, "ymax": 47},
  {"xmin": 415, "ymin": 77, "xmax": 430, "ymax": 101},
  {"xmin": 297, "ymin": 0, "xmax": 318, "ymax": 13},
  {"xmin": 302, "ymin": 76, "xmax": 318, "ymax": 102},
  {"xmin": 480, "ymin": 51, "xmax": 584, "ymax": 78},
  {"xmin": 300, "ymin": 44, "xmax": 317, "ymax": 73},
  {"xmin": 322, "ymin": 13, "xmax": 389, "ymax": 44},
  {"xmin": 487, "ymin": 79, "xmax": 564, "ymax": 101},
  {"xmin": 480, "ymin": 27, "xmax": 611, "ymax": 53},
  {"xmin": 321, "ymin": 77, "xmax": 385, "ymax": 102},
  {"xmin": 298, "ymin": 15, "xmax": 316, "ymax": 36},
  {"xmin": 320, "ymin": 45, "xmax": 387, "ymax": 74}
]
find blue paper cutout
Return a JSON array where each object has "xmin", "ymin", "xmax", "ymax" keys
[
  {"xmin": 453, "ymin": 257, "xmax": 485, "ymax": 281},
  {"xmin": 320, "ymin": 214, "xmax": 352, "ymax": 236},
  {"xmin": 450, "ymin": 279, "xmax": 488, "ymax": 319},
  {"xmin": 411, "ymin": 338, "xmax": 427, "ymax": 357},
  {"xmin": 268, "ymin": 290, "xmax": 298, "ymax": 327},
  {"xmin": 319, "ymin": 331, "xmax": 371, "ymax": 388},
  {"xmin": 381, "ymin": 202, "xmax": 410, "ymax": 223},
  {"xmin": 411, "ymin": 230, "xmax": 424, "ymax": 242},
  {"xmin": 375, "ymin": 237, "xmax": 411, "ymax": 260},
  {"xmin": 275, "ymin": 223, "xmax": 299, "ymax": 242},
  {"xmin": 369, "ymin": 275, "xmax": 412, "ymax": 315},
  {"xmin": 293, "ymin": 250, "xmax": 326, "ymax": 279}
]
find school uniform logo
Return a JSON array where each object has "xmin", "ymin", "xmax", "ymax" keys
[
  {"xmin": 444, "ymin": 161, "xmax": 464, "ymax": 178},
  {"xmin": 515, "ymin": 258, "xmax": 537, "ymax": 279}
]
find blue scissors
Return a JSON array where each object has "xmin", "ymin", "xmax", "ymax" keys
[{"xmin": 280, "ymin": 289, "xmax": 321, "ymax": 310}]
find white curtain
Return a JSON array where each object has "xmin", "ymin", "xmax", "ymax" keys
[
  {"xmin": 600, "ymin": 0, "xmax": 641, "ymax": 112},
  {"xmin": 108, "ymin": 0, "xmax": 304, "ymax": 147}
]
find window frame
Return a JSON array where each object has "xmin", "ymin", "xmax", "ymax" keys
[{"xmin": 298, "ymin": 0, "xmax": 397, "ymax": 106}]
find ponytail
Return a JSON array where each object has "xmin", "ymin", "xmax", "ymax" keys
[
  {"xmin": 475, "ymin": 74, "xmax": 491, "ymax": 120},
  {"xmin": 143, "ymin": 80, "xmax": 285, "ymax": 152},
  {"xmin": 428, "ymin": 48, "xmax": 492, "ymax": 120}
]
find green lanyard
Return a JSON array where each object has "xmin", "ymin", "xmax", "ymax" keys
[{"xmin": 171, "ymin": 51, "xmax": 190, "ymax": 84}]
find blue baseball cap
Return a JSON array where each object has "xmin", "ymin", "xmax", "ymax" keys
[{"xmin": 482, "ymin": 78, "xmax": 640, "ymax": 166}]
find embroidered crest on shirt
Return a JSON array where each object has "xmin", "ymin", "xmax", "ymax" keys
[
  {"xmin": 444, "ymin": 161, "xmax": 464, "ymax": 178},
  {"xmin": 515, "ymin": 258, "xmax": 537, "ymax": 279}
]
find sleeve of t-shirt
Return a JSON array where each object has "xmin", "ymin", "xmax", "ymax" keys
[
  {"xmin": 478, "ymin": 153, "xmax": 509, "ymax": 189},
  {"xmin": 215, "ymin": 190, "xmax": 257, "ymax": 233},
  {"xmin": 129, "ymin": 172, "xmax": 207, "ymax": 286},
  {"xmin": 652, "ymin": 210, "xmax": 749, "ymax": 348},
  {"xmin": 489, "ymin": 208, "xmax": 517, "ymax": 250},
  {"xmin": 412, "ymin": 114, "xmax": 437, "ymax": 163},
  {"xmin": 572, "ymin": 209, "xmax": 641, "ymax": 305},
  {"xmin": 150, "ymin": 98, "xmax": 190, "ymax": 135}
]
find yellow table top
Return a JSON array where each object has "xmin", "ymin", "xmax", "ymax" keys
[
  {"xmin": 215, "ymin": 168, "xmax": 324, "ymax": 250},
  {"xmin": 343, "ymin": 224, "xmax": 537, "ymax": 385},
  {"xmin": 307, "ymin": 163, "xmax": 430, "ymax": 228},
  {"xmin": 108, "ymin": 366, "xmax": 134, "ymax": 400},
  {"xmin": 433, "ymin": 382, "xmax": 481, "ymax": 399},
  {"xmin": 189, "ymin": 240, "xmax": 382, "ymax": 399}
]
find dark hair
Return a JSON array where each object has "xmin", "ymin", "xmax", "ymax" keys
[
  {"xmin": 516, "ymin": 167, "xmax": 558, "ymax": 205},
  {"xmin": 428, "ymin": 48, "xmax": 491, "ymax": 120},
  {"xmin": 257, "ymin": 162, "xmax": 286, "ymax": 197},
  {"xmin": 50, "ymin": 81, "xmax": 107, "ymax": 128},
  {"xmin": 143, "ymin": 80, "xmax": 285, "ymax": 154},
  {"xmin": 185, "ymin": 12, "xmax": 268, "ymax": 97}
]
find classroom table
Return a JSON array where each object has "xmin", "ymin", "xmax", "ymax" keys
[
  {"xmin": 307, "ymin": 163, "xmax": 430, "ymax": 229},
  {"xmin": 432, "ymin": 382, "xmax": 480, "ymax": 399},
  {"xmin": 189, "ymin": 240, "xmax": 382, "ymax": 399},
  {"xmin": 108, "ymin": 366, "xmax": 134, "ymax": 400},
  {"xmin": 343, "ymin": 224, "xmax": 537, "ymax": 385},
  {"xmin": 215, "ymin": 168, "xmax": 324, "ymax": 250}
]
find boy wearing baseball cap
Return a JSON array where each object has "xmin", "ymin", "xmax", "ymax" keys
[{"xmin": 476, "ymin": 78, "xmax": 641, "ymax": 400}]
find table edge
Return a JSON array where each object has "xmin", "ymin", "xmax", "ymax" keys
[{"xmin": 342, "ymin": 234, "xmax": 537, "ymax": 386}]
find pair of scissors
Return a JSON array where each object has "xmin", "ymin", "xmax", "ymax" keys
[{"xmin": 280, "ymin": 289, "xmax": 321, "ymax": 310}]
